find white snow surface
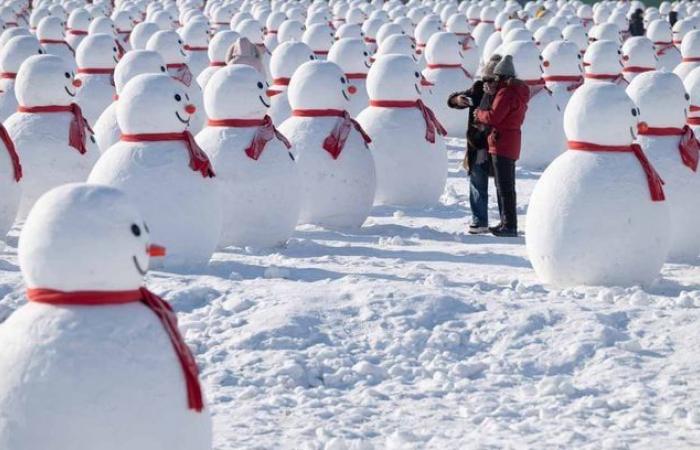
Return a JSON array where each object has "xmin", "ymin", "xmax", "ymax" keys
[{"xmin": 1, "ymin": 141, "xmax": 700, "ymax": 449}]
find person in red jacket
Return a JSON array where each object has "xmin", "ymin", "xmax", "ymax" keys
[{"xmin": 473, "ymin": 55, "xmax": 530, "ymax": 237}]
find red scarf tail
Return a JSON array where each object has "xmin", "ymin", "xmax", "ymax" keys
[
  {"xmin": 68, "ymin": 103, "xmax": 92, "ymax": 154},
  {"xmin": 172, "ymin": 64, "xmax": 193, "ymax": 87},
  {"xmin": 139, "ymin": 288, "xmax": 204, "ymax": 412},
  {"xmin": 245, "ymin": 116, "xmax": 290, "ymax": 160},
  {"xmin": 322, "ymin": 111, "xmax": 372, "ymax": 159},
  {"xmin": 182, "ymin": 131, "xmax": 215, "ymax": 177},
  {"xmin": 631, "ymin": 143, "xmax": 666, "ymax": 201},
  {"xmin": 679, "ymin": 125, "xmax": 700, "ymax": 172},
  {"xmin": 416, "ymin": 99, "xmax": 447, "ymax": 143},
  {"xmin": 0, "ymin": 124, "xmax": 20, "ymax": 181}
]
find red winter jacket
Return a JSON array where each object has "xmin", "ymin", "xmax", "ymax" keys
[{"xmin": 474, "ymin": 78, "xmax": 530, "ymax": 161}]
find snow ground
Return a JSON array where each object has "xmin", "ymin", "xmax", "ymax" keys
[{"xmin": 1, "ymin": 140, "xmax": 700, "ymax": 449}]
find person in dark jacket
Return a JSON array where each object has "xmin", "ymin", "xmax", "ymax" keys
[
  {"xmin": 447, "ymin": 55, "xmax": 500, "ymax": 234},
  {"xmin": 629, "ymin": 9, "xmax": 645, "ymax": 37},
  {"xmin": 473, "ymin": 55, "xmax": 530, "ymax": 237}
]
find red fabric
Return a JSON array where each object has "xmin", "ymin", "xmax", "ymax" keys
[
  {"xmin": 167, "ymin": 63, "xmax": 193, "ymax": 87},
  {"xmin": 206, "ymin": 115, "xmax": 291, "ymax": 160},
  {"xmin": 272, "ymin": 77, "xmax": 290, "ymax": 86},
  {"xmin": 77, "ymin": 68, "xmax": 114, "ymax": 75},
  {"xmin": 121, "ymin": 132, "xmax": 215, "ymax": 177},
  {"xmin": 543, "ymin": 75, "xmax": 584, "ymax": 91},
  {"xmin": 585, "ymin": 73, "xmax": 627, "ymax": 85},
  {"xmin": 345, "ymin": 73, "xmax": 367, "ymax": 79},
  {"xmin": 369, "ymin": 100, "xmax": 447, "ymax": 144},
  {"xmin": 655, "ymin": 41, "xmax": 676, "ymax": 56},
  {"xmin": 314, "ymin": 50, "xmax": 329, "ymax": 56},
  {"xmin": 184, "ymin": 45, "xmax": 208, "ymax": 51},
  {"xmin": 292, "ymin": 109, "xmax": 371, "ymax": 159},
  {"xmin": 474, "ymin": 79, "xmax": 530, "ymax": 160},
  {"xmin": 26, "ymin": 287, "xmax": 205, "ymax": 412},
  {"xmin": 682, "ymin": 57, "xmax": 700, "ymax": 62},
  {"xmin": 0, "ymin": 72, "xmax": 16, "ymax": 79},
  {"xmin": 568, "ymin": 140, "xmax": 665, "ymax": 201},
  {"xmin": 523, "ymin": 78, "xmax": 552, "ymax": 98},
  {"xmin": 67, "ymin": 29, "xmax": 87, "ymax": 35},
  {"xmin": 209, "ymin": 61, "xmax": 226, "ymax": 67},
  {"xmin": 114, "ymin": 39, "xmax": 126, "ymax": 59},
  {"xmin": 637, "ymin": 125, "xmax": 699, "ymax": 172},
  {"xmin": 426, "ymin": 63, "xmax": 472, "ymax": 79},
  {"xmin": 39, "ymin": 39, "xmax": 74, "ymax": 55},
  {"xmin": 690, "ymin": 105, "xmax": 700, "ymax": 112},
  {"xmin": 0, "ymin": 123, "xmax": 21, "ymax": 181},
  {"xmin": 622, "ymin": 66, "xmax": 654, "ymax": 73},
  {"xmin": 18, "ymin": 104, "xmax": 92, "ymax": 154},
  {"xmin": 688, "ymin": 117, "xmax": 700, "ymax": 125},
  {"xmin": 364, "ymin": 37, "xmax": 376, "ymax": 44}
]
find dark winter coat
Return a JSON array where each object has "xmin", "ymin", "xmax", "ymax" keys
[
  {"xmin": 447, "ymin": 80, "xmax": 494, "ymax": 171},
  {"xmin": 629, "ymin": 12, "xmax": 645, "ymax": 37},
  {"xmin": 474, "ymin": 78, "xmax": 529, "ymax": 161}
]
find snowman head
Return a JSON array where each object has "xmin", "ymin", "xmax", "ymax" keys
[
  {"xmin": 583, "ymin": 40, "xmax": 622, "ymax": 76},
  {"xmin": 147, "ymin": 30, "xmax": 186, "ymax": 65},
  {"xmin": 88, "ymin": 16, "xmax": 116, "ymax": 37},
  {"xmin": 114, "ymin": 49, "xmax": 166, "ymax": 94},
  {"xmin": 367, "ymin": 53, "xmax": 422, "ymax": 102},
  {"xmin": 36, "ymin": 16, "xmax": 65, "ymax": 41},
  {"xmin": 277, "ymin": 19, "xmax": 305, "ymax": 43},
  {"xmin": 327, "ymin": 38, "xmax": 371, "ymax": 75},
  {"xmin": 501, "ymin": 40, "xmax": 540, "ymax": 80},
  {"xmin": 414, "ymin": 16, "xmax": 442, "ymax": 46},
  {"xmin": 0, "ymin": 27, "xmax": 31, "ymax": 48},
  {"xmin": 230, "ymin": 11, "xmax": 253, "ymax": 31},
  {"xmin": 375, "ymin": 22, "xmax": 404, "ymax": 46},
  {"xmin": 503, "ymin": 28, "xmax": 535, "ymax": 45},
  {"xmin": 590, "ymin": 22, "xmax": 622, "ymax": 45},
  {"xmin": 621, "ymin": 37, "xmax": 658, "ymax": 70},
  {"xmin": 235, "ymin": 18, "xmax": 265, "ymax": 45},
  {"xmin": 29, "ymin": 7, "xmax": 49, "ymax": 29},
  {"xmin": 16, "ymin": 54, "xmax": 80, "ymax": 107},
  {"xmin": 67, "ymin": 8, "xmax": 91, "ymax": 31},
  {"xmin": 287, "ymin": 60, "xmax": 350, "ymax": 110},
  {"xmin": 19, "ymin": 183, "xmax": 154, "ymax": 292},
  {"xmin": 130, "ymin": 21, "xmax": 160, "ymax": 50},
  {"xmin": 116, "ymin": 73, "xmax": 196, "ymax": 134},
  {"xmin": 270, "ymin": 40, "xmax": 315, "ymax": 80},
  {"xmin": 302, "ymin": 22, "xmax": 334, "ymax": 55},
  {"xmin": 646, "ymin": 19, "xmax": 672, "ymax": 43},
  {"xmin": 179, "ymin": 20, "xmax": 209, "ymax": 47},
  {"xmin": 683, "ymin": 67, "xmax": 700, "ymax": 118},
  {"xmin": 377, "ymin": 34, "xmax": 418, "ymax": 62},
  {"xmin": 542, "ymin": 40, "xmax": 583, "ymax": 77},
  {"xmin": 205, "ymin": 64, "xmax": 268, "ymax": 119},
  {"xmin": 150, "ymin": 10, "xmax": 173, "ymax": 31},
  {"xmin": 425, "ymin": 31, "xmax": 461, "ymax": 65},
  {"xmin": 681, "ymin": 30, "xmax": 700, "ymax": 59},
  {"xmin": 562, "ymin": 24, "xmax": 589, "ymax": 53},
  {"xmin": 76, "ymin": 33, "xmax": 121, "ymax": 69},
  {"xmin": 565, "ymin": 82, "xmax": 639, "ymax": 146},
  {"xmin": 266, "ymin": 11, "xmax": 287, "ymax": 32},
  {"xmin": 112, "ymin": 10, "xmax": 133, "ymax": 32},
  {"xmin": 534, "ymin": 25, "xmax": 563, "ymax": 50},
  {"xmin": 361, "ymin": 17, "xmax": 384, "ymax": 41},
  {"xmin": 627, "ymin": 71, "xmax": 689, "ymax": 128},
  {"xmin": 208, "ymin": 30, "xmax": 239, "ymax": 62},
  {"xmin": 0, "ymin": 35, "xmax": 43, "ymax": 75}
]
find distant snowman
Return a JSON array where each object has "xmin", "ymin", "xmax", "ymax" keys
[
  {"xmin": 37, "ymin": 16, "xmax": 76, "ymax": 69},
  {"xmin": 627, "ymin": 71, "xmax": 700, "ymax": 262},
  {"xmin": 542, "ymin": 40, "xmax": 584, "ymax": 110},
  {"xmin": 196, "ymin": 64, "xmax": 301, "ymax": 247},
  {"xmin": 65, "ymin": 8, "xmax": 91, "ymax": 50},
  {"xmin": 422, "ymin": 31, "xmax": 472, "ymax": 137},
  {"xmin": 327, "ymin": 37, "xmax": 371, "ymax": 117},
  {"xmin": 0, "ymin": 35, "xmax": 42, "ymax": 122},
  {"xmin": 179, "ymin": 20, "xmax": 210, "ymax": 78},
  {"xmin": 196, "ymin": 30, "xmax": 239, "ymax": 89},
  {"xmin": 583, "ymin": 39, "xmax": 627, "ymax": 86},
  {"xmin": 526, "ymin": 82, "xmax": 670, "ymax": 287},
  {"xmin": 268, "ymin": 40, "xmax": 315, "ymax": 125},
  {"xmin": 647, "ymin": 19, "xmax": 682, "ymax": 71},
  {"xmin": 5, "ymin": 54, "xmax": 97, "ymax": 218},
  {"xmin": 302, "ymin": 22, "xmax": 335, "ymax": 59},
  {"xmin": 93, "ymin": 50, "xmax": 166, "ymax": 153},
  {"xmin": 356, "ymin": 54, "xmax": 448, "ymax": 206},
  {"xmin": 278, "ymin": 60, "xmax": 376, "ymax": 228},
  {"xmin": 74, "ymin": 33, "xmax": 121, "ymax": 125},
  {"xmin": 147, "ymin": 30, "xmax": 206, "ymax": 133},
  {"xmin": 621, "ymin": 37, "xmax": 658, "ymax": 83},
  {"xmin": 684, "ymin": 67, "xmax": 700, "ymax": 135},
  {"xmin": 0, "ymin": 182, "xmax": 212, "ymax": 450},
  {"xmin": 264, "ymin": 11, "xmax": 287, "ymax": 52},
  {"xmin": 130, "ymin": 21, "xmax": 160, "ymax": 50},
  {"xmin": 674, "ymin": 30, "xmax": 700, "ymax": 81},
  {"xmin": 88, "ymin": 73, "xmax": 222, "ymax": 268}
]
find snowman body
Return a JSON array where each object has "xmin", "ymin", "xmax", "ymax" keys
[
  {"xmin": 0, "ymin": 142, "xmax": 20, "ymax": 239},
  {"xmin": 93, "ymin": 103, "xmax": 119, "ymax": 152},
  {"xmin": 75, "ymin": 73, "xmax": 114, "ymax": 125}
]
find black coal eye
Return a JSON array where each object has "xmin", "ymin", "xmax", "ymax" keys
[
  {"xmin": 178, "ymin": 39, "xmax": 182, "ymax": 44},
  {"xmin": 174, "ymin": 93, "xmax": 182, "ymax": 101},
  {"xmin": 310, "ymin": 54, "xmax": 315, "ymax": 59},
  {"xmin": 257, "ymin": 81, "xmax": 263, "ymax": 88},
  {"xmin": 539, "ymin": 55, "xmax": 543, "ymax": 60},
  {"xmin": 363, "ymin": 51, "xmax": 368, "ymax": 56},
  {"xmin": 631, "ymin": 108, "xmax": 637, "ymax": 116},
  {"xmin": 161, "ymin": 66, "xmax": 166, "ymax": 72},
  {"xmin": 414, "ymin": 71, "xmax": 419, "ymax": 77},
  {"xmin": 131, "ymin": 224, "xmax": 141, "ymax": 236},
  {"xmin": 577, "ymin": 54, "xmax": 581, "ymax": 58},
  {"xmin": 38, "ymin": 49, "xmax": 42, "ymax": 53},
  {"xmin": 64, "ymin": 72, "xmax": 70, "ymax": 78},
  {"xmin": 340, "ymin": 77, "xmax": 345, "ymax": 83},
  {"xmin": 686, "ymin": 93, "xmax": 690, "ymax": 100},
  {"xmin": 144, "ymin": 222, "xmax": 150, "ymax": 233}
]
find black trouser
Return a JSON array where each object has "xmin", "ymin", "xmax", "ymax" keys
[{"xmin": 492, "ymin": 155, "xmax": 517, "ymax": 231}]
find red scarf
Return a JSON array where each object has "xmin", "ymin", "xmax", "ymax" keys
[
  {"xmin": 682, "ymin": 57, "xmax": 700, "ymax": 63},
  {"xmin": 345, "ymin": 73, "xmax": 367, "ymax": 79},
  {"xmin": 622, "ymin": 66, "xmax": 654, "ymax": 73},
  {"xmin": 272, "ymin": 77, "xmax": 290, "ymax": 86},
  {"xmin": 167, "ymin": 63, "xmax": 193, "ymax": 87},
  {"xmin": 77, "ymin": 67, "xmax": 115, "ymax": 86},
  {"xmin": 209, "ymin": 61, "xmax": 226, "ymax": 67},
  {"xmin": 184, "ymin": 45, "xmax": 207, "ymax": 51},
  {"xmin": 206, "ymin": 115, "xmax": 291, "ymax": 160},
  {"xmin": 426, "ymin": 63, "xmax": 473, "ymax": 79},
  {"xmin": 524, "ymin": 78, "xmax": 552, "ymax": 98},
  {"xmin": 120, "ymin": 132, "xmax": 215, "ymax": 177},
  {"xmin": 543, "ymin": 75, "xmax": 584, "ymax": 92},
  {"xmin": 292, "ymin": 109, "xmax": 371, "ymax": 159},
  {"xmin": 18, "ymin": 103, "xmax": 93, "ymax": 154},
  {"xmin": 67, "ymin": 29, "xmax": 87, "ymax": 36},
  {"xmin": 0, "ymin": 72, "xmax": 16, "ymax": 79},
  {"xmin": 568, "ymin": 140, "xmax": 665, "ymax": 201},
  {"xmin": 585, "ymin": 73, "xmax": 627, "ymax": 85},
  {"xmin": 0, "ymin": 124, "xmax": 20, "ymax": 181},
  {"xmin": 26, "ymin": 287, "xmax": 204, "ymax": 412},
  {"xmin": 655, "ymin": 41, "xmax": 676, "ymax": 56},
  {"xmin": 39, "ymin": 39, "xmax": 75, "ymax": 55},
  {"xmin": 369, "ymin": 99, "xmax": 446, "ymax": 143},
  {"xmin": 637, "ymin": 124, "xmax": 699, "ymax": 172}
]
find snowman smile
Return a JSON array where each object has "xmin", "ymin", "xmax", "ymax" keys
[
  {"xmin": 179, "ymin": 49, "xmax": 187, "ymax": 57},
  {"xmin": 175, "ymin": 111, "xmax": 190, "ymax": 124},
  {"xmin": 364, "ymin": 61, "xmax": 371, "ymax": 68},
  {"xmin": 132, "ymin": 255, "xmax": 147, "ymax": 276},
  {"xmin": 342, "ymin": 90, "xmax": 350, "ymax": 101},
  {"xmin": 414, "ymin": 83, "xmax": 421, "ymax": 94},
  {"xmin": 64, "ymin": 86, "xmax": 76, "ymax": 97},
  {"xmin": 259, "ymin": 95, "xmax": 270, "ymax": 107},
  {"xmin": 113, "ymin": 55, "xmax": 119, "ymax": 63}
]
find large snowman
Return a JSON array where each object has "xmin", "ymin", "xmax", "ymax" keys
[
  {"xmin": 526, "ymin": 82, "xmax": 670, "ymax": 287},
  {"xmin": 0, "ymin": 183, "xmax": 212, "ymax": 450},
  {"xmin": 74, "ymin": 33, "xmax": 121, "ymax": 125},
  {"xmin": 196, "ymin": 64, "xmax": 301, "ymax": 248},
  {"xmin": 88, "ymin": 73, "xmax": 222, "ymax": 268},
  {"xmin": 356, "ymin": 54, "xmax": 448, "ymax": 207},
  {"xmin": 278, "ymin": 60, "xmax": 376, "ymax": 228}
]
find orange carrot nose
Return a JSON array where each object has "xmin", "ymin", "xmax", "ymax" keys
[
  {"xmin": 72, "ymin": 78, "xmax": 82, "ymax": 87},
  {"xmin": 266, "ymin": 88, "xmax": 276, "ymax": 97},
  {"xmin": 147, "ymin": 244, "xmax": 166, "ymax": 257},
  {"xmin": 347, "ymin": 85, "xmax": 357, "ymax": 95},
  {"xmin": 543, "ymin": 60, "xmax": 550, "ymax": 67},
  {"xmin": 637, "ymin": 121, "xmax": 649, "ymax": 134},
  {"xmin": 185, "ymin": 104, "xmax": 196, "ymax": 114},
  {"xmin": 420, "ymin": 76, "xmax": 434, "ymax": 87}
]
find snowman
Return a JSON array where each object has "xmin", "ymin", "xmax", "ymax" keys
[
  {"xmin": 93, "ymin": 50, "xmax": 167, "ymax": 153},
  {"xmin": 277, "ymin": 19, "xmax": 305, "ymax": 44},
  {"xmin": 179, "ymin": 20, "xmax": 210, "ymax": 78},
  {"xmin": 5, "ymin": 54, "xmax": 97, "ymax": 218},
  {"xmin": 542, "ymin": 40, "xmax": 584, "ymax": 110},
  {"xmin": 647, "ymin": 19, "xmax": 682, "ymax": 71},
  {"xmin": 65, "ymin": 8, "xmax": 91, "ymax": 50},
  {"xmin": 562, "ymin": 23, "xmax": 589, "ymax": 55},
  {"xmin": 0, "ymin": 182, "xmax": 212, "ymax": 450},
  {"xmin": 278, "ymin": 60, "xmax": 376, "ymax": 228},
  {"xmin": 264, "ymin": 11, "xmax": 287, "ymax": 52},
  {"xmin": 583, "ymin": 39, "xmax": 627, "ymax": 86},
  {"xmin": 196, "ymin": 31, "xmax": 238, "ymax": 90},
  {"xmin": 327, "ymin": 37, "xmax": 371, "ymax": 117},
  {"xmin": 684, "ymin": 67, "xmax": 700, "ymax": 135},
  {"xmin": 196, "ymin": 64, "xmax": 301, "ymax": 247},
  {"xmin": 112, "ymin": 10, "xmax": 134, "ymax": 52},
  {"xmin": 130, "ymin": 21, "xmax": 160, "ymax": 49},
  {"xmin": 303, "ymin": 22, "xmax": 335, "ymax": 60},
  {"xmin": 627, "ymin": 71, "xmax": 700, "ymax": 262},
  {"xmin": 422, "ymin": 31, "xmax": 472, "ymax": 137},
  {"xmin": 147, "ymin": 30, "xmax": 206, "ymax": 133},
  {"xmin": 37, "ymin": 16, "xmax": 76, "ymax": 68},
  {"xmin": 374, "ymin": 33, "xmax": 419, "ymax": 62},
  {"xmin": 621, "ymin": 37, "xmax": 658, "ymax": 83},
  {"xmin": 74, "ymin": 33, "xmax": 121, "ymax": 125},
  {"xmin": 674, "ymin": 30, "xmax": 700, "ymax": 81},
  {"xmin": 0, "ymin": 35, "xmax": 42, "ymax": 122},
  {"xmin": 500, "ymin": 39, "xmax": 566, "ymax": 170},
  {"xmin": 472, "ymin": 6, "xmax": 497, "ymax": 55},
  {"xmin": 88, "ymin": 73, "xmax": 222, "ymax": 268},
  {"xmin": 0, "ymin": 105, "xmax": 20, "ymax": 242},
  {"xmin": 356, "ymin": 54, "xmax": 447, "ymax": 207},
  {"xmin": 526, "ymin": 82, "xmax": 670, "ymax": 287},
  {"xmin": 268, "ymin": 40, "xmax": 315, "ymax": 125}
]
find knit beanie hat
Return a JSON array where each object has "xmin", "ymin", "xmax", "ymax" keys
[
  {"xmin": 494, "ymin": 54, "xmax": 516, "ymax": 78},
  {"xmin": 482, "ymin": 54, "xmax": 502, "ymax": 79},
  {"xmin": 225, "ymin": 37, "xmax": 265, "ymax": 74}
]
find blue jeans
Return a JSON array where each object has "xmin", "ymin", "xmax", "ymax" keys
[{"xmin": 469, "ymin": 157, "xmax": 490, "ymax": 227}]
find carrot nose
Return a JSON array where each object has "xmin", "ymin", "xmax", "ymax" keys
[
  {"xmin": 185, "ymin": 104, "xmax": 196, "ymax": 114},
  {"xmin": 543, "ymin": 60, "xmax": 550, "ymax": 67},
  {"xmin": 347, "ymin": 85, "xmax": 357, "ymax": 95},
  {"xmin": 147, "ymin": 244, "xmax": 166, "ymax": 257},
  {"xmin": 420, "ymin": 76, "xmax": 434, "ymax": 87},
  {"xmin": 72, "ymin": 78, "xmax": 82, "ymax": 87},
  {"xmin": 266, "ymin": 88, "xmax": 276, "ymax": 97}
]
